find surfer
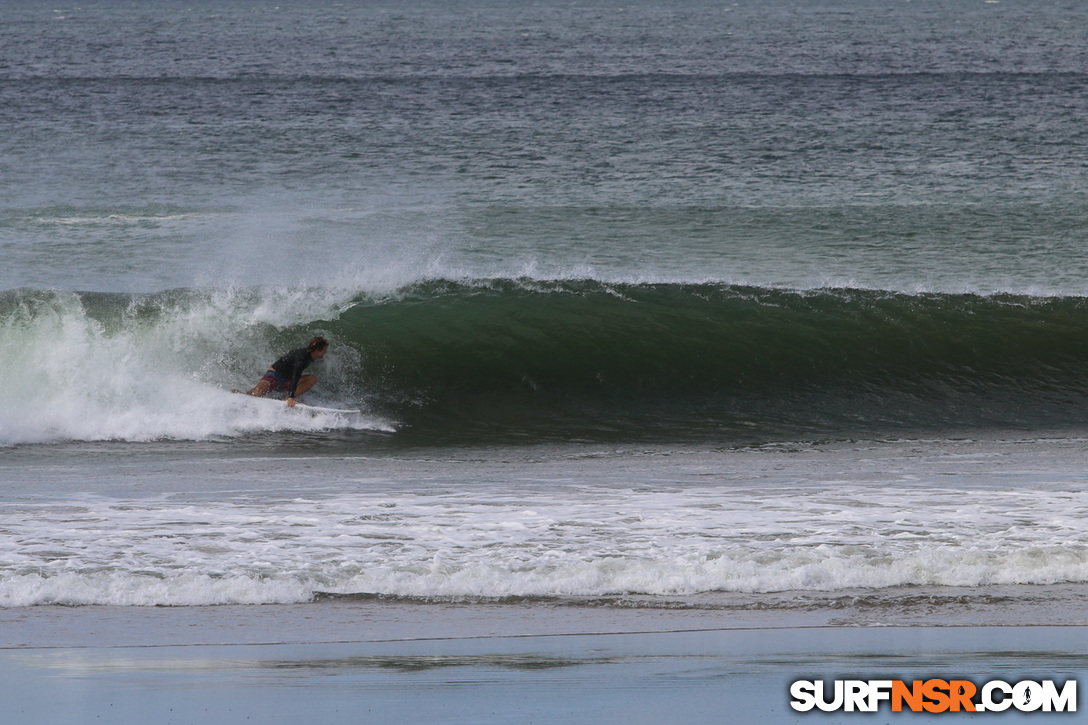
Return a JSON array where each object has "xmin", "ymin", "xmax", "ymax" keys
[{"xmin": 238, "ymin": 336, "xmax": 329, "ymax": 407}]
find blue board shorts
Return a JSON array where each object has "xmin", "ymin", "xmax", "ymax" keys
[{"xmin": 260, "ymin": 369, "xmax": 291, "ymax": 393}]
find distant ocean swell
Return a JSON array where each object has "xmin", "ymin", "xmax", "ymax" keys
[{"xmin": 5, "ymin": 280, "xmax": 1088, "ymax": 444}]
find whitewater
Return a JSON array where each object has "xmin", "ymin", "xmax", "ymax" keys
[{"xmin": 6, "ymin": 438, "xmax": 1088, "ymax": 609}]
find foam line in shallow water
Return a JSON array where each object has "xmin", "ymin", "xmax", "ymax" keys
[{"xmin": 3, "ymin": 483, "xmax": 1088, "ymax": 607}]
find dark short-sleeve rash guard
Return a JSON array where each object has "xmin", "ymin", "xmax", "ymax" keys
[{"xmin": 270, "ymin": 347, "xmax": 314, "ymax": 398}]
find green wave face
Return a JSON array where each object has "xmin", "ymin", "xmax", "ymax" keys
[{"xmin": 319, "ymin": 280, "xmax": 1088, "ymax": 442}]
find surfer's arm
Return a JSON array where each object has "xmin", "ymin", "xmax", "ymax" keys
[
  {"xmin": 286, "ymin": 372, "xmax": 303, "ymax": 403},
  {"xmin": 284, "ymin": 350, "xmax": 309, "ymax": 401}
]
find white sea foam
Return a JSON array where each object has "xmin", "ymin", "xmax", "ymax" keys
[
  {"xmin": 0, "ymin": 288, "xmax": 390, "ymax": 445},
  {"xmin": 3, "ymin": 484, "xmax": 1087, "ymax": 606}
]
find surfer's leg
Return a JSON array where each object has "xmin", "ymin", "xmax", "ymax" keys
[
  {"xmin": 293, "ymin": 375, "xmax": 317, "ymax": 398},
  {"xmin": 246, "ymin": 378, "xmax": 273, "ymax": 397},
  {"xmin": 245, "ymin": 370, "xmax": 287, "ymax": 397}
]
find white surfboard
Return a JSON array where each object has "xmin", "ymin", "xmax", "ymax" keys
[
  {"xmin": 232, "ymin": 390, "xmax": 361, "ymax": 415},
  {"xmin": 290, "ymin": 402, "xmax": 363, "ymax": 415}
]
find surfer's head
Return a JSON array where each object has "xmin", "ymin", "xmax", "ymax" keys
[{"xmin": 307, "ymin": 336, "xmax": 329, "ymax": 357}]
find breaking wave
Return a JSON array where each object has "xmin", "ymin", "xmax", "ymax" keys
[{"xmin": 6, "ymin": 279, "xmax": 1088, "ymax": 445}]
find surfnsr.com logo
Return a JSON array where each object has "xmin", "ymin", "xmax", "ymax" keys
[{"xmin": 790, "ymin": 679, "xmax": 1077, "ymax": 713}]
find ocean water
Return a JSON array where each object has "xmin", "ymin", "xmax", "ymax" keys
[{"xmin": 3, "ymin": 0, "xmax": 1088, "ymax": 617}]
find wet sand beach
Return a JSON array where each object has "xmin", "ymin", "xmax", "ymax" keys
[{"xmin": 3, "ymin": 600, "xmax": 1086, "ymax": 724}]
